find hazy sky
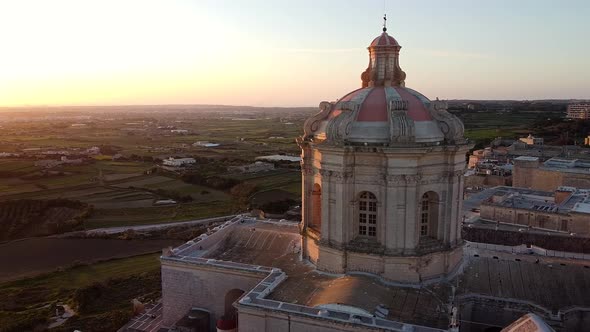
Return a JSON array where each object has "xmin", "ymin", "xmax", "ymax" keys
[{"xmin": 1, "ymin": 0, "xmax": 589, "ymax": 107}]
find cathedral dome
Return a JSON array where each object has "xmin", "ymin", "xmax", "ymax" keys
[
  {"xmin": 369, "ymin": 31, "xmax": 400, "ymax": 47},
  {"xmin": 302, "ymin": 29, "xmax": 465, "ymax": 146}
]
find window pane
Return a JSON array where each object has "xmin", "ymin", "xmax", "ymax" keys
[
  {"xmin": 420, "ymin": 225, "xmax": 428, "ymax": 236},
  {"xmin": 369, "ymin": 202, "xmax": 377, "ymax": 212},
  {"xmin": 359, "ymin": 225, "xmax": 366, "ymax": 235},
  {"xmin": 358, "ymin": 192, "xmax": 377, "ymax": 238},
  {"xmin": 368, "ymin": 214, "xmax": 376, "ymax": 224},
  {"xmin": 359, "ymin": 201, "xmax": 366, "ymax": 211},
  {"xmin": 368, "ymin": 227, "xmax": 376, "ymax": 237}
]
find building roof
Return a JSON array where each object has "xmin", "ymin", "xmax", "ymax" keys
[
  {"xmin": 501, "ymin": 313, "xmax": 555, "ymax": 332},
  {"xmin": 166, "ymin": 218, "xmax": 590, "ymax": 330},
  {"xmin": 514, "ymin": 156, "xmax": 539, "ymax": 161},
  {"xmin": 370, "ymin": 31, "xmax": 400, "ymax": 47},
  {"xmin": 540, "ymin": 157, "xmax": 590, "ymax": 175},
  {"xmin": 476, "ymin": 186, "xmax": 590, "ymax": 215},
  {"xmin": 338, "ymin": 86, "xmax": 433, "ymax": 122}
]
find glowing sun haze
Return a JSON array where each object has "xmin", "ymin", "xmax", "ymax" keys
[{"xmin": 1, "ymin": 0, "xmax": 589, "ymax": 107}]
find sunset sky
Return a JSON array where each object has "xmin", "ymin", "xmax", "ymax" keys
[{"xmin": 1, "ymin": 0, "xmax": 589, "ymax": 107}]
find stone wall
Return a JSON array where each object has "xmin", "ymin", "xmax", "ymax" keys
[
  {"xmin": 513, "ymin": 160, "xmax": 590, "ymax": 191},
  {"xmin": 462, "ymin": 227, "xmax": 590, "ymax": 253},
  {"xmin": 237, "ymin": 305, "xmax": 440, "ymax": 332},
  {"xmin": 465, "ymin": 174, "xmax": 511, "ymax": 188},
  {"xmin": 160, "ymin": 262, "xmax": 264, "ymax": 328},
  {"xmin": 480, "ymin": 203, "xmax": 590, "ymax": 237},
  {"xmin": 238, "ymin": 307, "xmax": 386, "ymax": 332},
  {"xmin": 315, "ymin": 244, "xmax": 463, "ymax": 284}
]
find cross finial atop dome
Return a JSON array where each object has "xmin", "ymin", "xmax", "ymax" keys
[{"xmin": 383, "ymin": 14, "xmax": 387, "ymax": 32}]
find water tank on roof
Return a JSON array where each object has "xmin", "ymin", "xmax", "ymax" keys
[{"xmin": 216, "ymin": 316, "xmax": 237, "ymax": 332}]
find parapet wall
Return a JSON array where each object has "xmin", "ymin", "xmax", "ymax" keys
[
  {"xmin": 313, "ymin": 241, "xmax": 464, "ymax": 284},
  {"xmin": 462, "ymin": 227, "xmax": 590, "ymax": 254}
]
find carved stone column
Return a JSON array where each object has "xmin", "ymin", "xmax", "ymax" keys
[
  {"xmin": 385, "ymin": 175, "xmax": 406, "ymax": 252},
  {"xmin": 403, "ymin": 174, "xmax": 421, "ymax": 253}
]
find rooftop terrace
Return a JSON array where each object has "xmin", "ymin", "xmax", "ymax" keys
[
  {"xmin": 161, "ymin": 217, "xmax": 590, "ymax": 331},
  {"xmin": 476, "ymin": 186, "xmax": 590, "ymax": 215}
]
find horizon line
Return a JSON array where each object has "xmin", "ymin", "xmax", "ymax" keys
[{"xmin": 1, "ymin": 98, "xmax": 590, "ymax": 110}]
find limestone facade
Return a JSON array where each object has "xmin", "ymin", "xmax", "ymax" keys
[
  {"xmin": 161, "ymin": 260, "xmax": 264, "ymax": 328},
  {"xmin": 299, "ymin": 141, "xmax": 469, "ymax": 282},
  {"xmin": 513, "ymin": 156, "xmax": 590, "ymax": 191}
]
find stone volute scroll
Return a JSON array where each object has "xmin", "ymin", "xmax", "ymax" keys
[
  {"xmin": 325, "ymin": 101, "xmax": 360, "ymax": 144},
  {"xmin": 388, "ymin": 99, "xmax": 415, "ymax": 143},
  {"xmin": 303, "ymin": 101, "xmax": 334, "ymax": 138},
  {"xmin": 429, "ymin": 98, "xmax": 465, "ymax": 144}
]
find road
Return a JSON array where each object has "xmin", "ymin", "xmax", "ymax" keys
[{"xmin": 81, "ymin": 215, "xmax": 236, "ymax": 235}]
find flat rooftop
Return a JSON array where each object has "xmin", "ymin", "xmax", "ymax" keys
[
  {"xmin": 468, "ymin": 186, "xmax": 590, "ymax": 215},
  {"xmin": 171, "ymin": 219, "xmax": 590, "ymax": 330}
]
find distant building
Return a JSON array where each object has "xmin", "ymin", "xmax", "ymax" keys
[
  {"xmin": 35, "ymin": 159, "xmax": 62, "ymax": 169},
  {"xmin": 566, "ymin": 103, "xmax": 590, "ymax": 119},
  {"xmin": 193, "ymin": 141, "xmax": 220, "ymax": 148},
  {"xmin": 228, "ymin": 161, "xmax": 275, "ymax": 173},
  {"xmin": 507, "ymin": 140, "xmax": 586, "ymax": 161},
  {"xmin": 85, "ymin": 146, "xmax": 101, "ymax": 155},
  {"xmin": 162, "ymin": 157, "xmax": 196, "ymax": 167},
  {"xmin": 61, "ymin": 156, "xmax": 84, "ymax": 164},
  {"xmin": 585, "ymin": 135, "xmax": 590, "ymax": 146},
  {"xmin": 477, "ymin": 186, "xmax": 590, "ymax": 236},
  {"xmin": 468, "ymin": 147, "xmax": 509, "ymax": 168},
  {"xmin": 519, "ymin": 134, "xmax": 543, "ymax": 145},
  {"xmin": 171, "ymin": 129, "xmax": 189, "ymax": 134},
  {"xmin": 513, "ymin": 156, "xmax": 590, "ymax": 190},
  {"xmin": 255, "ymin": 155, "xmax": 301, "ymax": 162},
  {"xmin": 0, "ymin": 152, "xmax": 20, "ymax": 158}
]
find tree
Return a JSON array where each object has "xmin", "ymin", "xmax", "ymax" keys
[{"xmin": 230, "ymin": 183, "xmax": 258, "ymax": 210}]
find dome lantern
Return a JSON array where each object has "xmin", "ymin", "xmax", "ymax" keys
[{"xmin": 361, "ymin": 15, "xmax": 406, "ymax": 88}]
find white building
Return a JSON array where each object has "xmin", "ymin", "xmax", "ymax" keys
[
  {"xmin": 193, "ymin": 141, "xmax": 220, "ymax": 148},
  {"xmin": 228, "ymin": 161, "xmax": 275, "ymax": 173},
  {"xmin": 86, "ymin": 146, "xmax": 101, "ymax": 155},
  {"xmin": 162, "ymin": 157, "xmax": 196, "ymax": 167},
  {"xmin": 566, "ymin": 103, "xmax": 590, "ymax": 119}
]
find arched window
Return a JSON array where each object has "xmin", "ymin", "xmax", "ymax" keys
[
  {"xmin": 311, "ymin": 184, "xmax": 322, "ymax": 231},
  {"xmin": 420, "ymin": 192, "xmax": 439, "ymax": 239},
  {"xmin": 420, "ymin": 194, "xmax": 430, "ymax": 237},
  {"xmin": 358, "ymin": 191, "xmax": 377, "ymax": 237}
]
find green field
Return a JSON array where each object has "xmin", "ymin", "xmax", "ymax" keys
[
  {"xmin": 0, "ymin": 253, "xmax": 161, "ymax": 332},
  {"xmin": 242, "ymin": 170, "xmax": 301, "ymax": 196},
  {"xmin": 1, "ymin": 253, "xmax": 160, "ymax": 292},
  {"xmin": 455, "ymin": 109, "xmax": 565, "ymax": 146},
  {"xmin": 84, "ymin": 200, "xmax": 233, "ymax": 229}
]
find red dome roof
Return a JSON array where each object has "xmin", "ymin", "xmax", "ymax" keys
[
  {"xmin": 334, "ymin": 86, "xmax": 432, "ymax": 122},
  {"xmin": 370, "ymin": 32, "xmax": 400, "ymax": 47}
]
